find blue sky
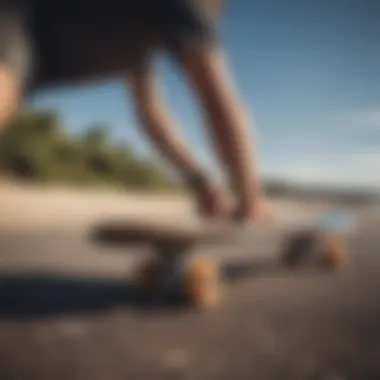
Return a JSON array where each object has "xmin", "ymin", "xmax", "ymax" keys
[{"xmin": 28, "ymin": 0, "xmax": 380, "ymax": 189}]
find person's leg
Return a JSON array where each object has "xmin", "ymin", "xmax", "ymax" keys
[
  {"xmin": 128, "ymin": 59, "xmax": 229, "ymax": 218},
  {"xmin": 177, "ymin": 46, "xmax": 270, "ymax": 221},
  {"xmin": 161, "ymin": 0, "xmax": 270, "ymax": 221}
]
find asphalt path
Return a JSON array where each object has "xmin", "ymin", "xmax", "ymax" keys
[{"xmin": 0, "ymin": 212, "xmax": 379, "ymax": 380}]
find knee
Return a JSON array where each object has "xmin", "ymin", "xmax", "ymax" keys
[
  {"xmin": 0, "ymin": 65, "xmax": 22, "ymax": 127},
  {"xmin": 0, "ymin": 8, "xmax": 34, "ymax": 126}
]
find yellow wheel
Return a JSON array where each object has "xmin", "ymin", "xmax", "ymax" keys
[
  {"xmin": 184, "ymin": 259, "xmax": 221, "ymax": 310},
  {"xmin": 321, "ymin": 235, "xmax": 348, "ymax": 270}
]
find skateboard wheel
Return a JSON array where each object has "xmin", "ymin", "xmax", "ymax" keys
[
  {"xmin": 185, "ymin": 259, "xmax": 221, "ymax": 310},
  {"xmin": 321, "ymin": 235, "xmax": 348, "ymax": 270}
]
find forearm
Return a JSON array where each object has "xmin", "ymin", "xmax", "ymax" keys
[
  {"xmin": 204, "ymin": 89, "xmax": 262, "ymax": 202},
  {"xmin": 130, "ymin": 66, "xmax": 212, "ymax": 185},
  {"xmin": 136, "ymin": 101, "xmax": 211, "ymax": 183},
  {"xmin": 182, "ymin": 47, "xmax": 263, "ymax": 205}
]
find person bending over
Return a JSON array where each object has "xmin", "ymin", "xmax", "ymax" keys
[{"xmin": 0, "ymin": 0, "xmax": 270, "ymax": 221}]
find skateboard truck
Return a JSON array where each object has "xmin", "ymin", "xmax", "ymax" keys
[
  {"xmin": 281, "ymin": 210, "xmax": 355, "ymax": 269},
  {"xmin": 92, "ymin": 222, "xmax": 222, "ymax": 309},
  {"xmin": 281, "ymin": 228, "xmax": 348, "ymax": 270}
]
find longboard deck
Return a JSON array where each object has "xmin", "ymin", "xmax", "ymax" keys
[
  {"xmin": 89, "ymin": 211, "xmax": 355, "ymax": 310},
  {"xmin": 91, "ymin": 210, "xmax": 356, "ymax": 248},
  {"xmin": 91, "ymin": 219, "xmax": 230, "ymax": 247}
]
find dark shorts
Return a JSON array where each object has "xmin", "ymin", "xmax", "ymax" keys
[
  {"xmin": 156, "ymin": 0, "xmax": 221, "ymax": 52},
  {"xmin": 0, "ymin": 0, "xmax": 221, "ymax": 91}
]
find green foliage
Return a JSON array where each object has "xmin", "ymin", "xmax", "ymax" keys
[{"xmin": 0, "ymin": 109, "xmax": 179, "ymax": 192}]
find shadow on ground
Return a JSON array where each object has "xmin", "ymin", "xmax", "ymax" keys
[
  {"xmin": 0, "ymin": 274, "xmax": 138, "ymax": 318},
  {"xmin": 0, "ymin": 255, "xmax": 306, "ymax": 319}
]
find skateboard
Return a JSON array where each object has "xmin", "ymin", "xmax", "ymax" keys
[{"xmin": 91, "ymin": 211, "xmax": 356, "ymax": 310}]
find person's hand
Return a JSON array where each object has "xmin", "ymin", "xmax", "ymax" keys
[
  {"xmin": 194, "ymin": 180, "xmax": 230, "ymax": 220},
  {"xmin": 186, "ymin": 173, "xmax": 229, "ymax": 220},
  {"xmin": 230, "ymin": 198, "xmax": 274, "ymax": 224}
]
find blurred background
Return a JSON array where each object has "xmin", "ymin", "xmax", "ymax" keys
[
  {"xmin": 1, "ymin": 1, "xmax": 380, "ymax": 379},
  {"xmin": 1, "ymin": 1, "xmax": 380, "ymax": 195}
]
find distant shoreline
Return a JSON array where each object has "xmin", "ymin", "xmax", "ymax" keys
[{"xmin": 0, "ymin": 181, "xmax": 362, "ymax": 234}]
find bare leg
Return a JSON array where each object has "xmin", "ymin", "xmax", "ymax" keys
[
  {"xmin": 0, "ymin": 65, "xmax": 20, "ymax": 130},
  {"xmin": 128, "ymin": 62, "xmax": 229, "ymax": 219},
  {"xmin": 176, "ymin": 46, "xmax": 270, "ymax": 221}
]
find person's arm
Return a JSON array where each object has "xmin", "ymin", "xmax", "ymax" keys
[
  {"xmin": 129, "ymin": 61, "xmax": 209, "ymax": 182},
  {"xmin": 177, "ymin": 45, "xmax": 264, "ymax": 216},
  {"xmin": 128, "ymin": 59, "xmax": 229, "ymax": 218}
]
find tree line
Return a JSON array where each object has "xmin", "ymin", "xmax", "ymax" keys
[
  {"xmin": 0, "ymin": 108, "xmax": 377, "ymax": 204},
  {"xmin": 0, "ymin": 109, "xmax": 179, "ymax": 192}
]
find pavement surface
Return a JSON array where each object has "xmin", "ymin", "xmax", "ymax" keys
[{"xmin": 0, "ymin": 206, "xmax": 380, "ymax": 380}]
